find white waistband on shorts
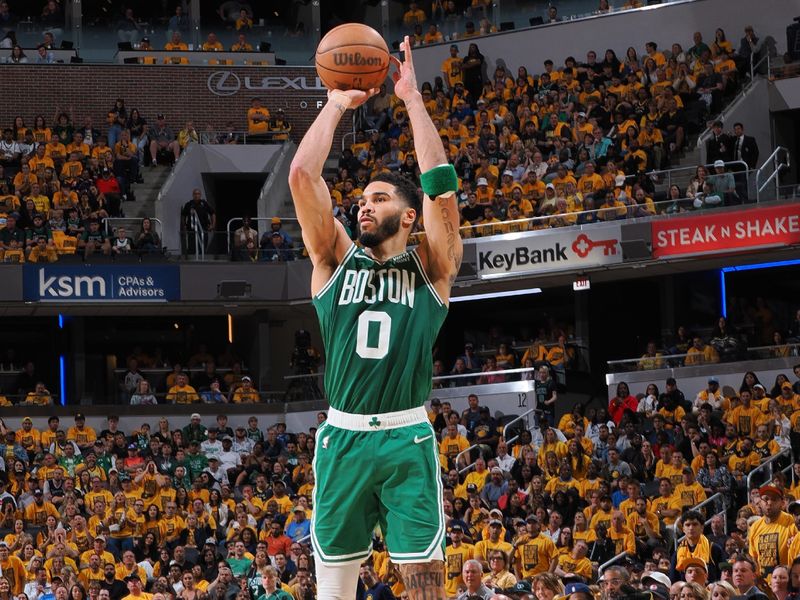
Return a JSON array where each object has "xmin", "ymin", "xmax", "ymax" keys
[{"xmin": 325, "ymin": 406, "xmax": 428, "ymax": 431}]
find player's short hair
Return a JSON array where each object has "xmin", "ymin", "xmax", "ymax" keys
[{"xmin": 368, "ymin": 172, "xmax": 422, "ymax": 216}]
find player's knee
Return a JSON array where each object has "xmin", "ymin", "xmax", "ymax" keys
[{"xmin": 314, "ymin": 558, "xmax": 361, "ymax": 600}]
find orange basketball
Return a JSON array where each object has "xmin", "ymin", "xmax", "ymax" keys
[{"xmin": 315, "ymin": 23, "xmax": 391, "ymax": 91}]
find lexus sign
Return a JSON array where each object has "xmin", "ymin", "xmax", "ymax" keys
[{"xmin": 207, "ymin": 71, "xmax": 326, "ymax": 96}]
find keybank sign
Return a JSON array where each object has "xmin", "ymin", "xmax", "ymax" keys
[{"xmin": 23, "ymin": 265, "xmax": 180, "ymax": 302}]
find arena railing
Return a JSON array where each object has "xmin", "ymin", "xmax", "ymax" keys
[
  {"xmin": 225, "ymin": 217, "xmax": 303, "ymax": 257},
  {"xmin": 501, "ymin": 407, "xmax": 539, "ymax": 447},
  {"xmin": 671, "ymin": 492, "xmax": 727, "ymax": 551},
  {"xmin": 606, "ymin": 352, "xmax": 691, "ymax": 373},
  {"xmin": 746, "ymin": 448, "xmax": 791, "ymax": 496},
  {"xmin": 597, "ymin": 551, "xmax": 630, "ymax": 576},
  {"xmin": 280, "ymin": 366, "xmax": 540, "ymax": 402},
  {"xmin": 104, "ymin": 217, "xmax": 164, "ymax": 240},
  {"xmin": 196, "ymin": 131, "xmax": 291, "ymax": 146},
  {"xmin": 445, "ymin": 194, "xmax": 740, "ymax": 242},
  {"xmin": 608, "ymin": 341, "xmax": 800, "ymax": 373},
  {"xmin": 755, "ymin": 146, "xmax": 791, "ymax": 201}
]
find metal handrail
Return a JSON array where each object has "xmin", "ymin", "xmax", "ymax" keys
[
  {"xmin": 190, "ymin": 209, "xmax": 204, "ymax": 260},
  {"xmin": 434, "ymin": 366, "xmax": 536, "ymax": 382},
  {"xmin": 502, "ymin": 408, "xmax": 537, "ymax": 447},
  {"xmin": 750, "ymin": 52, "xmax": 771, "ymax": 83},
  {"xmin": 646, "ymin": 160, "xmax": 750, "ymax": 191},
  {"xmin": 756, "ymin": 146, "xmax": 790, "ymax": 199},
  {"xmin": 672, "ymin": 492, "xmax": 726, "ymax": 550},
  {"xmin": 456, "ymin": 443, "xmax": 481, "ymax": 474},
  {"xmin": 598, "ymin": 550, "xmax": 630, "ymax": 576},
  {"xmin": 447, "ymin": 191, "xmax": 747, "ymax": 240},
  {"xmin": 606, "ymin": 352, "xmax": 689, "ymax": 368},
  {"xmin": 747, "ymin": 448, "xmax": 790, "ymax": 496},
  {"xmin": 104, "ymin": 217, "xmax": 164, "ymax": 239},
  {"xmin": 225, "ymin": 216, "xmax": 301, "ymax": 256}
]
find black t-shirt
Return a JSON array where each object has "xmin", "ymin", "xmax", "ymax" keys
[
  {"xmin": 461, "ymin": 204, "xmax": 483, "ymax": 222},
  {"xmin": 535, "ymin": 379, "xmax": 556, "ymax": 413},
  {"xmin": 182, "ymin": 199, "xmax": 216, "ymax": 229}
]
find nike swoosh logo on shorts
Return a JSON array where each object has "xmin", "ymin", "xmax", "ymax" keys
[{"xmin": 414, "ymin": 435, "xmax": 433, "ymax": 444}]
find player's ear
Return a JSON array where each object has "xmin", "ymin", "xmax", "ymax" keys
[{"xmin": 401, "ymin": 206, "xmax": 417, "ymax": 229}]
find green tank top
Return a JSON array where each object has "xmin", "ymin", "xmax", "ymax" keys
[{"xmin": 312, "ymin": 244, "xmax": 448, "ymax": 415}]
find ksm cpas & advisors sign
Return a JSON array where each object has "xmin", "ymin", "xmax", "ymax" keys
[{"xmin": 23, "ymin": 264, "xmax": 179, "ymax": 302}]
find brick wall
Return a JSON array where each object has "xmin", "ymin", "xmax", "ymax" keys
[{"xmin": 1, "ymin": 64, "xmax": 351, "ymax": 146}]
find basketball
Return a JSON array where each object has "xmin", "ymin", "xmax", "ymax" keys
[{"xmin": 315, "ymin": 23, "xmax": 391, "ymax": 91}]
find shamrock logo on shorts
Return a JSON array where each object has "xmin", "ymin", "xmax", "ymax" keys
[{"xmin": 368, "ymin": 417, "xmax": 381, "ymax": 428}]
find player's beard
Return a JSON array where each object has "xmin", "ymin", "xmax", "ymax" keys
[{"xmin": 359, "ymin": 211, "xmax": 401, "ymax": 248}]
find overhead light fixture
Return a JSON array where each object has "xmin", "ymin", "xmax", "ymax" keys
[{"xmin": 450, "ymin": 287, "xmax": 542, "ymax": 303}]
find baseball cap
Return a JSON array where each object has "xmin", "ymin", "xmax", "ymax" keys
[
  {"xmin": 22, "ymin": 417, "xmax": 31, "ymax": 423},
  {"xmin": 502, "ymin": 170, "xmax": 513, "ymax": 177},
  {"xmin": 759, "ymin": 485, "xmax": 784, "ymax": 499},
  {"xmin": 681, "ymin": 557, "xmax": 707, "ymax": 571},
  {"xmin": 94, "ymin": 535, "xmax": 106, "ymax": 541},
  {"xmin": 577, "ymin": 112, "xmax": 587, "ymax": 118},
  {"xmin": 489, "ymin": 508, "xmax": 502, "ymax": 517},
  {"xmin": 208, "ymin": 456, "xmax": 220, "ymax": 462},
  {"xmin": 508, "ymin": 581, "xmax": 532, "ymax": 594},
  {"xmin": 476, "ymin": 178, "xmax": 488, "ymax": 186},
  {"xmin": 205, "ymin": 537, "xmax": 216, "ymax": 546},
  {"xmin": 615, "ymin": 174, "xmax": 626, "ymax": 186},
  {"xmin": 713, "ymin": 159, "xmax": 725, "ymax": 168},
  {"xmin": 450, "ymin": 524, "xmax": 464, "ymax": 533},
  {"xmin": 489, "ymin": 519, "xmax": 502, "ymax": 526},
  {"xmin": 708, "ymin": 376, "xmax": 719, "ymax": 384},
  {"xmin": 642, "ymin": 572, "xmax": 671, "ymax": 588},
  {"xmin": 157, "ymin": 114, "xmax": 165, "ymax": 120},
  {"xmin": 753, "ymin": 383, "xmax": 766, "ymax": 390},
  {"xmin": 466, "ymin": 483, "xmax": 478, "ymax": 493},
  {"xmin": 190, "ymin": 413, "xmax": 201, "ymax": 420},
  {"xmin": 491, "ymin": 467, "xmax": 503, "ymax": 475},
  {"xmin": 34, "ymin": 489, "xmax": 43, "ymax": 496},
  {"xmin": 565, "ymin": 583, "xmax": 592, "ymax": 597},
  {"xmin": 222, "ymin": 435, "xmax": 233, "ymax": 442},
  {"xmin": 271, "ymin": 217, "xmax": 281, "ymax": 224},
  {"xmin": 293, "ymin": 505, "xmax": 305, "ymax": 512},
  {"xmin": 545, "ymin": 183, "xmax": 555, "ymax": 190},
  {"xmin": 241, "ymin": 375, "xmax": 252, "ymax": 382},
  {"xmin": 128, "ymin": 443, "xmax": 137, "ymax": 450}
]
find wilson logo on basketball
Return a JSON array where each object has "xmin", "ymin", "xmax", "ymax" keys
[{"xmin": 333, "ymin": 52, "xmax": 384, "ymax": 67}]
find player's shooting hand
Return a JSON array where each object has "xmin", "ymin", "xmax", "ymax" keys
[
  {"xmin": 390, "ymin": 36, "xmax": 419, "ymax": 102},
  {"xmin": 327, "ymin": 88, "xmax": 377, "ymax": 110}
]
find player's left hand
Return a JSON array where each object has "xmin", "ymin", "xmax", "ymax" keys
[{"xmin": 390, "ymin": 35, "xmax": 418, "ymax": 102}]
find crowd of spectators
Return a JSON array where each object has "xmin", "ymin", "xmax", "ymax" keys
[
  {"xmin": 4, "ymin": 358, "xmax": 800, "ymax": 600},
  {"xmin": 633, "ymin": 313, "xmax": 800, "ymax": 372},
  {"xmin": 0, "ymin": 99, "xmax": 184, "ymax": 261},
  {"xmin": 327, "ymin": 21, "xmax": 769, "ymax": 241}
]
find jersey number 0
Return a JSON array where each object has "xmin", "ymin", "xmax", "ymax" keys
[{"xmin": 356, "ymin": 310, "xmax": 392, "ymax": 359}]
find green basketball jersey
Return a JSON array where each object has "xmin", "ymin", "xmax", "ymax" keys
[{"xmin": 312, "ymin": 244, "xmax": 448, "ymax": 415}]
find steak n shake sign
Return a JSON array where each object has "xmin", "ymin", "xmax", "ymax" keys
[{"xmin": 474, "ymin": 224, "xmax": 624, "ymax": 278}]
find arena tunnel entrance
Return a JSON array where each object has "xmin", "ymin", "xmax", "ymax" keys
[{"xmin": 201, "ymin": 173, "xmax": 269, "ymax": 255}]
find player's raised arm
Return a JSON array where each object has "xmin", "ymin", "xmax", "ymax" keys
[
  {"xmin": 392, "ymin": 36, "xmax": 463, "ymax": 304},
  {"xmin": 288, "ymin": 89, "xmax": 375, "ymax": 275}
]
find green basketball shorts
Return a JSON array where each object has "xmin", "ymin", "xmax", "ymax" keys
[{"xmin": 311, "ymin": 406, "xmax": 446, "ymax": 565}]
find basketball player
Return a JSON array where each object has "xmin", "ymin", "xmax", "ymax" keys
[{"xmin": 288, "ymin": 36, "xmax": 462, "ymax": 600}]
